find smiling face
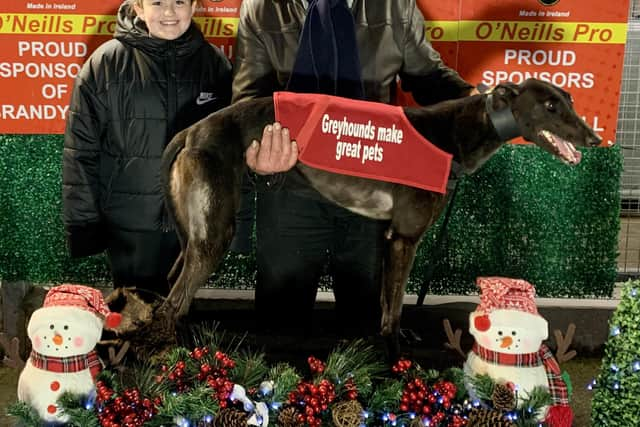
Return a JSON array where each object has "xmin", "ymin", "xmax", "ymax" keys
[
  {"xmin": 27, "ymin": 306, "xmax": 103, "ymax": 357},
  {"xmin": 133, "ymin": 0, "xmax": 196, "ymax": 40},
  {"xmin": 469, "ymin": 309, "xmax": 548, "ymax": 354}
]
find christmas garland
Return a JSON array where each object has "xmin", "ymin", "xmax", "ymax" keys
[{"xmin": 8, "ymin": 328, "xmax": 553, "ymax": 427}]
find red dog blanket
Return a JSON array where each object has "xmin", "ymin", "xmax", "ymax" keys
[{"xmin": 274, "ymin": 92, "xmax": 452, "ymax": 194}]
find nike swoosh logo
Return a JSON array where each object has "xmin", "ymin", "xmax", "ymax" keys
[{"xmin": 196, "ymin": 94, "xmax": 217, "ymax": 106}]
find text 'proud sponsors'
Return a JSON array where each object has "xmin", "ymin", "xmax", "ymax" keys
[
  {"xmin": 0, "ymin": 0, "xmax": 240, "ymax": 133},
  {"xmin": 417, "ymin": 0, "xmax": 629, "ymax": 146}
]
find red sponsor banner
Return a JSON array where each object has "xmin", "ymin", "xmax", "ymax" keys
[
  {"xmin": 415, "ymin": 0, "xmax": 629, "ymax": 146},
  {"xmin": 0, "ymin": 0, "xmax": 630, "ymax": 140},
  {"xmin": 0, "ymin": 0, "xmax": 240, "ymax": 134}
]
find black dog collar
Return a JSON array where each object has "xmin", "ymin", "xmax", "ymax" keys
[{"xmin": 485, "ymin": 93, "xmax": 521, "ymax": 142}]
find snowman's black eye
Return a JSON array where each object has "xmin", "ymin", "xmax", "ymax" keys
[
  {"xmin": 64, "ymin": 325, "xmax": 69, "ymax": 330},
  {"xmin": 512, "ymin": 331, "xmax": 516, "ymax": 336},
  {"xmin": 498, "ymin": 331, "xmax": 503, "ymax": 336}
]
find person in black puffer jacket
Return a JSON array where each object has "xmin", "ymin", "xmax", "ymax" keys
[{"xmin": 62, "ymin": 0, "xmax": 233, "ymax": 295}]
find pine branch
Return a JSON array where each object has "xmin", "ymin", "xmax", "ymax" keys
[
  {"xmin": 58, "ymin": 392, "xmax": 101, "ymax": 427},
  {"xmin": 467, "ymin": 373, "xmax": 496, "ymax": 402},
  {"xmin": 269, "ymin": 363, "xmax": 301, "ymax": 404},
  {"xmin": 323, "ymin": 339, "xmax": 386, "ymax": 399},
  {"xmin": 230, "ymin": 350, "xmax": 269, "ymax": 391},
  {"xmin": 157, "ymin": 384, "xmax": 219, "ymax": 423},
  {"xmin": 124, "ymin": 361, "xmax": 170, "ymax": 397},
  {"xmin": 366, "ymin": 379, "xmax": 403, "ymax": 414},
  {"xmin": 6, "ymin": 401, "xmax": 41, "ymax": 427},
  {"xmin": 442, "ymin": 367, "xmax": 468, "ymax": 400},
  {"xmin": 188, "ymin": 321, "xmax": 226, "ymax": 350},
  {"xmin": 515, "ymin": 386, "xmax": 552, "ymax": 425}
]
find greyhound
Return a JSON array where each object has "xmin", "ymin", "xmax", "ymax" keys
[{"xmin": 157, "ymin": 78, "xmax": 600, "ymax": 358}]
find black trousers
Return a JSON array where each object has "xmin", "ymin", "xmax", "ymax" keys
[
  {"xmin": 254, "ymin": 188, "xmax": 388, "ymax": 336},
  {"xmin": 106, "ymin": 228, "xmax": 180, "ymax": 297}
]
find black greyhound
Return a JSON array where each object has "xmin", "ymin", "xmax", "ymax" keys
[{"xmin": 155, "ymin": 78, "xmax": 600, "ymax": 358}]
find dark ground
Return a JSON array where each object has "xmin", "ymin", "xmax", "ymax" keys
[{"xmin": 1, "ymin": 299, "xmax": 611, "ymax": 426}]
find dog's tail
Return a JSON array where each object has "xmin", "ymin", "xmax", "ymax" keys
[{"xmin": 160, "ymin": 132, "xmax": 187, "ymax": 241}]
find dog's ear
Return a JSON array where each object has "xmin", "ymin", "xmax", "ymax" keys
[{"xmin": 491, "ymin": 82, "xmax": 520, "ymax": 110}]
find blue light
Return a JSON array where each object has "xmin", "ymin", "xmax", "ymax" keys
[
  {"xmin": 243, "ymin": 402, "xmax": 255, "ymax": 412},
  {"xmin": 631, "ymin": 288, "xmax": 638, "ymax": 297},
  {"xmin": 633, "ymin": 361, "xmax": 640, "ymax": 372},
  {"xmin": 611, "ymin": 326, "xmax": 621, "ymax": 337},
  {"xmin": 613, "ymin": 382, "xmax": 621, "ymax": 390},
  {"xmin": 611, "ymin": 364, "xmax": 619, "ymax": 372},
  {"xmin": 361, "ymin": 411, "xmax": 369, "ymax": 419},
  {"xmin": 271, "ymin": 402, "xmax": 281, "ymax": 410},
  {"xmin": 204, "ymin": 415, "xmax": 213, "ymax": 422},
  {"xmin": 409, "ymin": 412, "xmax": 416, "ymax": 419}
]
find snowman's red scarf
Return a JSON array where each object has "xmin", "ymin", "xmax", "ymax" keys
[
  {"xmin": 29, "ymin": 349, "xmax": 102, "ymax": 381},
  {"xmin": 472, "ymin": 343, "xmax": 569, "ymax": 405}
]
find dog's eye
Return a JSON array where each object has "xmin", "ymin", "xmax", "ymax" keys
[{"xmin": 544, "ymin": 100, "xmax": 556, "ymax": 112}]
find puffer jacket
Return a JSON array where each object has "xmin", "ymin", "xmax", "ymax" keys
[
  {"xmin": 232, "ymin": 0, "xmax": 472, "ymax": 105},
  {"xmin": 63, "ymin": 3, "xmax": 232, "ymax": 258},
  {"xmin": 232, "ymin": 0, "xmax": 473, "ymax": 195}
]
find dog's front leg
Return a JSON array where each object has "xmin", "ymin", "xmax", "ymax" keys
[{"xmin": 380, "ymin": 234, "xmax": 419, "ymax": 361}]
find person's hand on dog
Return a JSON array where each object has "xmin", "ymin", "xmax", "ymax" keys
[{"xmin": 245, "ymin": 122, "xmax": 298, "ymax": 175}]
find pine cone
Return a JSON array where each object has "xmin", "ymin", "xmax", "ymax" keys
[
  {"xmin": 213, "ymin": 408, "xmax": 249, "ymax": 427},
  {"xmin": 277, "ymin": 405, "xmax": 301, "ymax": 427},
  {"xmin": 492, "ymin": 383, "xmax": 516, "ymax": 411},
  {"xmin": 467, "ymin": 408, "xmax": 515, "ymax": 427}
]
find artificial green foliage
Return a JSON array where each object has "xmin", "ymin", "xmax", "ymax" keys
[
  {"xmin": 230, "ymin": 351, "xmax": 270, "ymax": 391},
  {"xmin": 466, "ymin": 374, "xmax": 552, "ymax": 427},
  {"xmin": 467, "ymin": 373, "xmax": 497, "ymax": 401},
  {"xmin": 322, "ymin": 339, "xmax": 386, "ymax": 399},
  {"xmin": 0, "ymin": 136, "xmax": 621, "ymax": 297},
  {"xmin": 9, "ymin": 331, "xmax": 466, "ymax": 427},
  {"xmin": 591, "ymin": 281, "xmax": 640, "ymax": 426},
  {"xmin": 6, "ymin": 401, "xmax": 41, "ymax": 426},
  {"xmin": 57, "ymin": 392, "xmax": 101, "ymax": 427},
  {"xmin": 409, "ymin": 144, "xmax": 621, "ymax": 297},
  {"xmin": 364, "ymin": 379, "xmax": 404, "ymax": 416},
  {"xmin": 267, "ymin": 363, "xmax": 302, "ymax": 404}
]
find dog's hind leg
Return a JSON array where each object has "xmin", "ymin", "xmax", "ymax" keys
[
  {"xmin": 160, "ymin": 147, "xmax": 239, "ymax": 319},
  {"xmin": 380, "ymin": 233, "xmax": 420, "ymax": 361}
]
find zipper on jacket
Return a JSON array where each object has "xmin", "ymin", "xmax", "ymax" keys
[
  {"xmin": 167, "ymin": 41, "xmax": 178, "ymax": 139},
  {"xmin": 162, "ymin": 41, "xmax": 178, "ymax": 232}
]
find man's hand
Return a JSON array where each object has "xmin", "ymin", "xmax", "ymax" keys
[{"xmin": 245, "ymin": 122, "xmax": 298, "ymax": 175}]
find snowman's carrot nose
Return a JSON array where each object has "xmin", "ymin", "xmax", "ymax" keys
[
  {"xmin": 500, "ymin": 336, "xmax": 513, "ymax": 348},
  {"xmin": 52, "ymin": 334, "xmax": 63, "ymax": 346}
]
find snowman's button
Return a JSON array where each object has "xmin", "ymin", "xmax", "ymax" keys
[
  {"xmin": 50, "ymin": 381, "xmax": 60, "ymax": 391},
  {"xmin": 47, "ymin": 404, "xmax": 57, "ymax": 414}
]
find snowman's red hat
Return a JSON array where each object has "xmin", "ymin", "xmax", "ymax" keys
[
  {"xmin": 42, "ymin": 284, "xmax": 122, "ymax": 329},
  {"xmin": 476, "ymin": 276, "xmax": 539, "ymax": 316}
]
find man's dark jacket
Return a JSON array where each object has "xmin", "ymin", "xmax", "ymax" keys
[{"xmin": 62, "ymin": 5, "xmax": 232, "ymax": 258}]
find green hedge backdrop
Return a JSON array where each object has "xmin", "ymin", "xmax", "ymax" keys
[{"xmin": 0, "ymin": 134, "xmax": 622, "ymax": 297}]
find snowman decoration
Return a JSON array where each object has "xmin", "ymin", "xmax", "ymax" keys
[
  {"xmin": 463, "ymin": 277, "xmax": 573, "ymax": 427},
  {"xmin": 17, "ymin": 284, "xmax": 122, "ymax": 423}
]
